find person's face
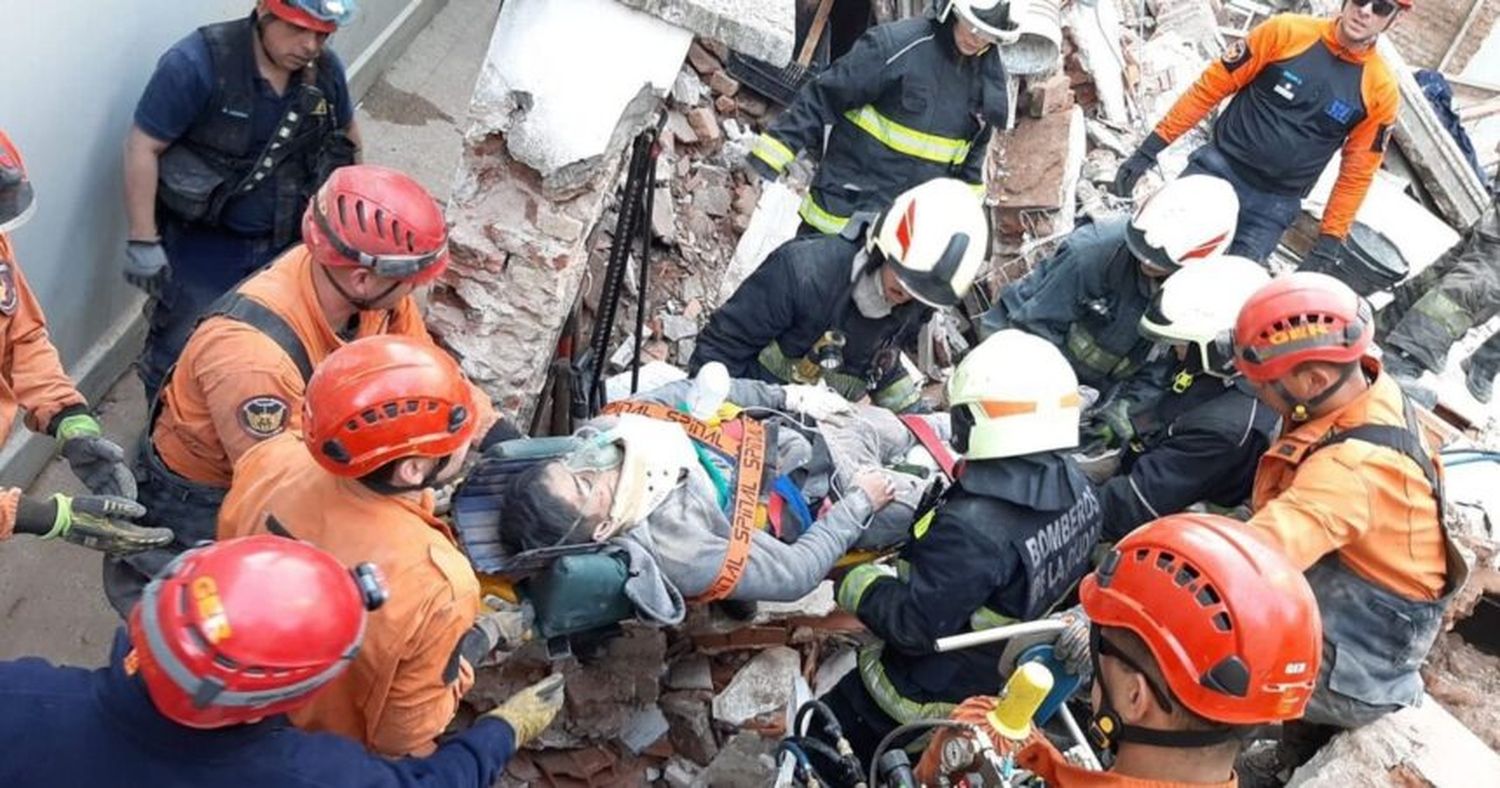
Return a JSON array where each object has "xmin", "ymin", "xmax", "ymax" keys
[
  {"xmin": 430, "ymin": 437, "xmax": 473, "ymax": 486},
  {"xmin": 341, "ymin": 268, "xmax": 417, "ymax": 310},
  {"xmin": 1247, "ymin": 369, "xmax": 1323, "ymax": 418},
  {"xmin": 1337, "ymin": 0, "xmax": 1399, "ymax": 48},
  {"xmin": 880, "ymin": 263, "xmax": 915, "ymax": 306},
  {"xmin": 952, "ymin": 20, "xmax": 994, "ymax": 56},
  {"xmin": 259, "ymin": 17, "xmax": 330, "ymax": 71},
  {"xmin": 543, "ymin": 462, "xmax": 619, "ymax": 535}
]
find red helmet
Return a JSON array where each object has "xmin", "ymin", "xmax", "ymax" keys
[
  {"xmin": 0, "ymin": 130, "xmax": 36, "ymax": 233},
  {"xmin": 1082, "ymin": 514, "xmax": 1322, "ymax": 727},
  {"xmin": 259, "ymin": 0, "xmax": 354, "ymax": 34},
  {"xmin": 128, "ymin": 535, "xmax": 386, "ymax": 729},
  {"xmin": 1232, "ymin": 272, "xmax": 1373, "ymax": 384},
  {"xmin": 302, "ymin": 335, "xmax": 478, "ymax": 478},
  {"xmin": 302, "ymin": 165, "xmax": 450, "ymax": 284}
]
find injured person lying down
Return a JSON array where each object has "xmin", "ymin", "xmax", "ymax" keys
[{"xmin": 497, "ymin": 370, "xmax": 952, "ymax": 605}]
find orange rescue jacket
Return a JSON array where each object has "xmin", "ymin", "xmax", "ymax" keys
[
  {"xmin": 1017, "ymin": 739, "xmax": 1238, "ymax": 787},
  {"xmin": 0, "ymin": 234, "xmax": 88, "ymax": 540},
  {"xmin": 152, "ymin": 245, "xmax": 495, "ymax": 487},
  {"xmin": 1246, "ymin": 359, "xmax": 1446, "ymax": 600},
  {"xmin": 217, "ymin": 432, "xmax": 481, "ymax": 756}
]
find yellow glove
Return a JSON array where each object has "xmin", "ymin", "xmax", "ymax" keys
[{"xmin": 484, "ymin": 674, "xmax": 564, "ymax": 748}]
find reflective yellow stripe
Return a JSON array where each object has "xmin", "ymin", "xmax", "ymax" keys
[
  {"xmin": 968, "ymin": 181, "xmax": 986, "ymax": 197},
  {"xmin": 858, "ymin": 644, "xmax": 958, "ymax": 725},
  {"xmin": 751, "ymin": 134, "xmax": 796, "ymax": 173},
  {"xmin": 798, "ymin": 193, "xmax": 850, "ymax": 235},
  {"xmin": 871, "ymin": 373, "xmax": 921, "ymax": 412},
  {"xmin": 843, "ymin": 105, "xmax": 972, "ymax": 165},
  {"xmin": 1065, "ymin": 324, "xmax": 1137, "ymax": 379}
]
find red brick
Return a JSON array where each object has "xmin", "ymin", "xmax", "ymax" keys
[{"xmin": 707, "ymin": 70, "xmax": 741, "ymax": 97}]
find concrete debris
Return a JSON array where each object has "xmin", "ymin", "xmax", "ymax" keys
[
  {"xmin": 685, "ymin": 107, "xmax": 722, "ymax": 146},
  {"xmin": 672, "ymin": 68, "xmax": 708, "ymax": 106},
  {"xmin": 711, "ymin": 646, "xmax": 801, "ymax": 726},
  {"xmin": 696, "ymin": 732, "xmax": 779, "ymax": 788},
  {"xmin": 659, "ymin": 313, "xmax": 699, "ymax": 342},
  {"xmin": 616, "ymin": 0, "xmax": 794, "ymax": 66},
  {"xmin": 1286, "ymin": 698, "xmax": 1500, "ymax": 787},
  {"xmin": 666, "ymin": 654, "xmax": 715, "ymax": 692},
  {"xmin": 665, "ymin": 110, "xmax": 700, "ymax": 146},
  {"xmin": 752, "ymin": 581, "xmax": 837, "ymax": 623},
  {"xmin": 661, "ymin": 691, "xmax": 720, "ymax": 766},
  {"xmin": 662, "ymin": 757, "xmax": 703, "ymax": 788},
  {"xmin": 707, "ymin": 70, "xmax": 740, "ymax": 98},
  {"xmin": 620, "ymin": 704, "xmax": 672, "ymax": 755},
  {"xmin": 685, "ymin": 41, "xmax": 722, "ymax": 77}
]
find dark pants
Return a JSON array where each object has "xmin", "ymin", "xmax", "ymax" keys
[
  {"xmin": 1181, "ymin": 143, "xmax": 1303, "ymax": 264},
  {"xmin": 1382, "ymin": 201, "xmax": 1500, "ymax": 377},
  {"xmin": 821, "ymin": 671, "xmax": 901, "ymax": 768},
  {"xmin": 137, "ymin": 221, "xmax": 282, "ymax": 403},
  {"xmin": 101, "ymin": 439, "xmax": 228, "ymax": 618}
]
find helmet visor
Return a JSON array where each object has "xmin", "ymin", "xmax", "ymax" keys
[{"xmin": 313, "ymin": 202, "xmax": 448, "ymax": 281}]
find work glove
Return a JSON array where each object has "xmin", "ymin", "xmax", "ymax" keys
[
  {"xmin": 1048, "ymin": 605, "xmax": 1092, "ymax": 681},
  {"xmin": 15, "ymin": 493, "xmax": 168, "ymax": 555},
  {"xmin": 1082, "ymin": 399, "xmax": 1135, "ymax": 451},
  {"xmin": 460, "ymin": 596, "xmax": 535, "ymax": 668},
  {"xmin": 783, "ymin": 384, "xmax": 856, "ymax": 421},
  {"xmin": 1303, "ymin": 234, "xmax": 1344, "ymax": 273},
  {"xmin": 55, "ymin": 413, "xmax": 137, "ymax": 500},
  {"xmin": 124, "ymin": 240, "xmax": 170, "ymax": 299},
  {"xmin": 484, "ymin": 673, "xmax": 565, "ymax": 749},
  {"xmin": 836, "ymin": 562, "xmax": 897, "ymax": 614},
  {"xmin": 1111, "ymin": 132, "xmax": 1168, "ymax": 198}
]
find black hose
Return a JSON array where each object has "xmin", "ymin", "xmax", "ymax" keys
[{"xmin": 867, "ymin": 720, "xmax": 970, "ymax": 788}]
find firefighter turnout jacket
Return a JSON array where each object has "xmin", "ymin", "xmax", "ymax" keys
[
  {"xmin": 838, "ymin": 456, "xmax": 1103, "ymax": 722},
  {"xmin": 0, "ymin": 235, "xmax": 89, "ymax": 542},
  {"xmin": 691, "ymin": 231, "xmax": 929, "ymax": 410},
  {"xmin": 749, "ymin": 15, "xmax": 1007, "ymax": 234},
  {"xmin": 151, "ymin": 245, "xmax": 496, "ymax": 489},
  {"xmin": 1154, "ymin": 14, "xmax": 1398, "ymax": 239},
  {"xmin": 1100, "ymin": 375, "xmax": 1277, "ymax": 540},
  {"xmin": 218, "ymin": 433, "xmax": 482, "ymax": 757}
]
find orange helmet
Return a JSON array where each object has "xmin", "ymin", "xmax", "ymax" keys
[
  {"xmin": 0, "ymin": 130, "xmax": 36, "ymax": 233},
  {"xmin": 1082, "ymin": 514, "xmax": 1321, "ymax": 748},
  {"xmin": 302, "ymin": 165, "xmax": 450, "ymax": 285},
  {"xmin": 258, "ymin": 0, "xmax": 354, "ymax": 34},
  {"xmin": 302, "ymin": 335, "xmax": 478, "ymax": 478},
  {"xmin": 1232, "ymin": 272, "xmax": 1373, "ymax": 385},
  {"xmin": 129, "ymin": 535, "xmax": 386, "ymax": 729}
]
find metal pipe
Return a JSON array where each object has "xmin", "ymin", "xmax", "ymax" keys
[
  {"xmin": 934, "ymin": 619, "xmax": 1068, "ymax": 652},
  {"xmin": 1056, "ymin": 703, "xmax": 1103, "ymax": 771}
]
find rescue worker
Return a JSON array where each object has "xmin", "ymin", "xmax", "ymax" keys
[
  {"xmin": 1099, "ymin": 256, "xmax": 1278, "ymax": 539},
  {"xmin": 497, "ymin": 373, "xmax": 914, "ymax": 608},
  {"xmin": 124, "ymin": 0, "xmax": 363, "ymax": 402},
  {"xmin": 1381, "ymin": 191, "xmax": 1500, "ymax": 403},
  {"xmin": 0, "ymin": 535, "xmax": 565, "ymax": 787},
  {"xmin": 106, "ymin": 164, "xmax": 506, "ymax": 616},
  {"xmin": 979, "ymin": 174, "xmax": 1238, "ymax": 448},
  {"xmin": 1114, "ymin": 0, "xmax": 1404, "ymax": 263},
  {"xmin": 1232, "ymin": 272, "xmax": 1465, "ymax": 763},
  {"xmin": 918, "ymin": 513, "xmax": 1323, "ymax": 788},
  {"xmin": 692, "ymin": 177, "xmax": 988, "ymax": 412},
  {"xmin": 746, "ymin": 0, "xmax": 1008, "ymax": 235},
  {"xmin": 829, "ymin": 330, "xmax": 1104, "ymax": 763},
  {"xmin": 218, "ymin": 336, "xmax": 500, "ymax": 756},
  {"xmin": 0, "ymin": 129, "xmax": 169, "ymax": 555}
]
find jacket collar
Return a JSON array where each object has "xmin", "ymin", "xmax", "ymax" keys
[
  {"xmin": 1266, "ymin": 357, "xmax": 1389, "ymax": 464},
  {"xmin": 959, "ymin": 452, "xmax": 1089, "ymax": 510}
]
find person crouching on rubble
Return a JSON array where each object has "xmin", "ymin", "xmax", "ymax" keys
[
  {"xmin": 918, "ymin": 513, "xmax": 1323, "ymax": 787},
  {"xmin": 828, "ymin": 330, "xmax": 1104, "ymax": 764},
  {"xmin": 1231, "ymin": 272, "xmax": 1465, "ymax": 767},
  {"xmin": 219, "ymin": 336, "xmax": 517, "ymax": 757},
  {"xmin": 691, "ymin": 177, "xmax": 988, "ymax": 413},
  {"xmin": 0, "ymin": 535, "xmax": 564, "ymax": 787},
  {"xmin": 496, "ymin": 373, "xmax": 956, "ymax": 606}
]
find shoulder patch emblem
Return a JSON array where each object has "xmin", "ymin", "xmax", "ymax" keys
[
  {"xmin": 238, "ymin": 395, "xmax": 289, "ymax": 438},
  {"xmin": 1222, "ymin": 39, "xmax": 1250, "ymax": 71},
  {"xmin": 0, "ymin": 261, "xmax": 18, "ymax": 316}
]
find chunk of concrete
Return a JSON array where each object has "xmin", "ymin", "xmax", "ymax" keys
[
  {"xmin": 662, "ymin": 691, "xmax": 719, "ymax": 766},
  {"xmin": 660, "ymin": 313, "xmax": 699, "ymax": 341},
  {"xmin": 619, "ymin": 704, "xmax": 671, "ymax": 754},
  {"xmin": 666, "ymin": 654, "xmax": 715, "ymax": 691},
  {"xmin": 613, "ymin": 0, "xmax": 794, "ymax": 66},
  {"xmin": 1286, "ymin": 698, "xmax": 1500, "ymax": 787},
  {"xmin": 697, "ymin": 731, "xmax": 779, "ymax": 788},
  {"xmin": 712, "ymin": 645, "xmax": 800, "ymax": 726},
  {"xmin": 673, "ymin": 68, "xmax": 709, "ymax": 106}
]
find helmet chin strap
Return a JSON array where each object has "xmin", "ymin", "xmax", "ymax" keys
[
  {"xmin": 1087, "ymin": 631, "xmax": 1244, "ymax": 752},
  {"xmin": 322, "ymin": 265, "xmax": 402, "ymax": 312},
  {"xmin": 1276, "ymin": 362, "xmax": 1356, "ymax": 423}
]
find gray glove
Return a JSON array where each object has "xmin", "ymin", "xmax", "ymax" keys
[
  {"xmin": 15, "ymin": 494, "xmax": 168, "ymax": 555},
  {"xmin": 55, "ymin": 413, "xmax": 137, "ymax": 499},
  {"xmin": 124, "ymin": 240, "xmax": 170, "ymax": 298},
  {"xmin": 1050, "ymin": 605, "xmax": 1091, "ymax": 680},
  {"xmin": 458, "ymin": 597, "xmax": 535, "ymax": 669}
]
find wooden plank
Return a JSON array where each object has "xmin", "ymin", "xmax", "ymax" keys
[{"xmin": 1437, "ymin": 0, "xmax": 1487, "ymax": 73}]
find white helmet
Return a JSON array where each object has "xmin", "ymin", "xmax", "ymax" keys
[
  {"xmin": 1139, "ymin": 255, "xmax": 1269, "ymax": 378},
  {"xmin": 1125, "ymin": 175, "xmax": 1239, "ymax": 273},
  {"xmin": 870, "ymin": 177, "xmax": 991, "ymax": 308},
  {"xmin": 937, "ymin": 0, "xmax": 1019, "ymax": 44},
  {"xmin": 947, "ymin": 329, "xmax": 1080, "ymax": 460}
]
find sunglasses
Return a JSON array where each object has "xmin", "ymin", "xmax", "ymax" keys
[{"xmin": 1350, "ymin": 0, "xmax": 1400, "ymax": 17}]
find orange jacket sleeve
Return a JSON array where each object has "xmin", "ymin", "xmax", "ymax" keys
[
  {"xmin": 0, "ymin": 487, "xmax": 17, "ymax": 541},
  {"xmin": 1321, "ymin": 64, "xmax": 1399, "ymax": 239},
  {"xmin": 1245, "ymin": 448, "xmax": 1373, "ymax": 570},
  {"xmin": 193, "ymin": 325, "xmax": 309, "ymax": 467},
  {"xmin": 0, "ymin": 238, "xmax": 87, "ymax": 434},
  {"xmin": 1154, "ymin": 17, "xmax": 1297, "ymax": 143}
]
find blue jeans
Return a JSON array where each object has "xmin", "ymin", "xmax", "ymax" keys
[
  {"xmin": 1181, "ymin": 143, "xmax": 1303, "ymax": 263},
  {"xmin": 137, "ymin": 222, "xmax": 283, "ymax": 403}
]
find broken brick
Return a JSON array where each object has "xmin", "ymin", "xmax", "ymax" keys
[
  {"xmin": 686, "ymin": 42, "xmax": 722, "ymax": 77},
  {"xmin": 707, "ymin": 70, "xmax": 741, "ymax": 97},
  {"xmin": 685, "ymin": 107, "xmax": 722, "ymax": 146},
  {"xmin": 714, "ymin": 95, "xmax": 738, "ymax": 116}
]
